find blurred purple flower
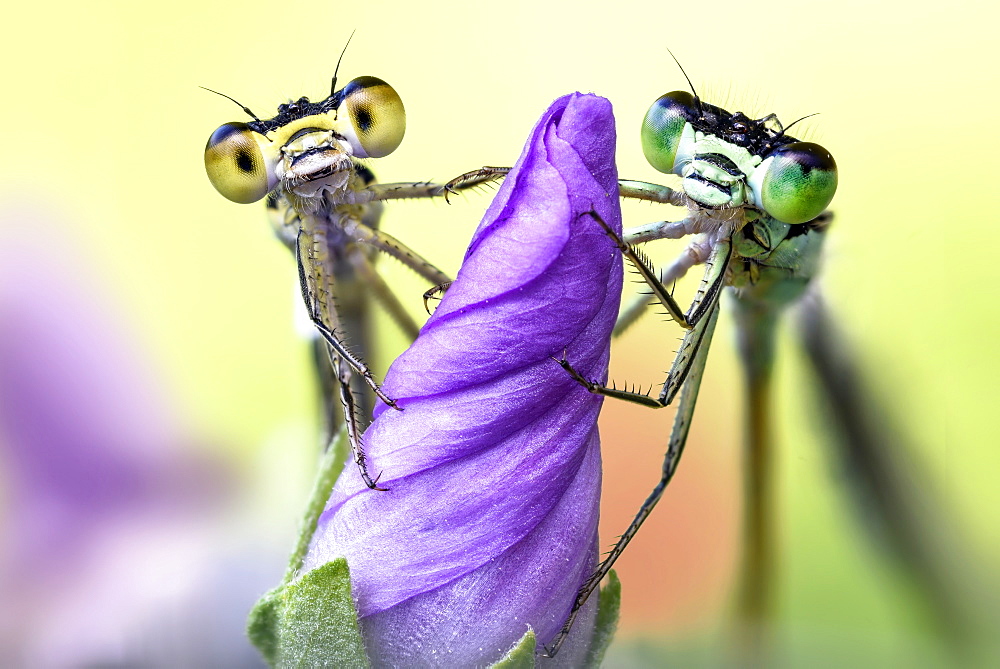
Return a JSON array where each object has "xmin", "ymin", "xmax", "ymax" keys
[
  {"xmin": 0, "ymin": 212, "xmax": 265, "ymax": 666},
  {"xmin": 303, "ymin": 93, "xmax": 623, "ymax": 665}
]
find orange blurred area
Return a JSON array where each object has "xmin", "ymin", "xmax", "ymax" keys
[{"xmin": 597, "ymin": 323, "xmax": 741, "ymax": 636}]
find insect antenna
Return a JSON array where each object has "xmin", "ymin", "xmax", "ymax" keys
[
  {"xmin": 200, "ymin": 86, "xmax": 263, "ymax": 123},
  {"xmin": 331, "ymin": 29, "xmax": 357, "ymax": 97},
  {"xmin": 667, "ymin": 48, "xmax": 703, "ymax": 115},
  {"xmin": 775, "ymin": 112, "xmax": 819, "ymax": 139}
]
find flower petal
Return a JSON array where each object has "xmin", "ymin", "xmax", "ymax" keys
[{"xmin": 305, "ymin": 92, "xmax": 622, "ymax": 665}]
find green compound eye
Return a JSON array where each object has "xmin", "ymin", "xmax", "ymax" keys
[
  {"xmin": 641, "ymin": 91, "xmax": 696, "ymax": 175},
  {"xmin": 751, "ymin": 142, "xmax": 837, "ymax": 224},
  {"xmin": 204, "ymin": 122, "xmax": 275, "ymax": 204},
  {"xmin": 338, "ymin": 76, "xmax": 405, "ymax": 159}
]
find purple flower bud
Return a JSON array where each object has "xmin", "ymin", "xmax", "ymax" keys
[{"xmin": 304, "ymin": 92, "xmax": 623, "ymax": 665}]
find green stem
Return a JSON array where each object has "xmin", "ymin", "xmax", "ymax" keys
[{"xmin": 283, "ymin": 427, "xmax": 349, "ymax": 583}]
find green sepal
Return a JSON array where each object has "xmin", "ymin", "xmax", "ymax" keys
[
  {"xmin": 254, "ymin": 558, "xmax": 370, "ymax": 668},
  {"xmin": 490, "ymin": 628, "xmax": 537, "ymax": 669},
  {"xmin": 585, "ymin": 570, "xmax": 621, "ymax": 668},
  {"xmin": 247, "ymin": 586, "xmax": 283, "ymax": 665}
]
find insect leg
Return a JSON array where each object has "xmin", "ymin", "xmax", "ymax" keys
[
  {"xmin": 617, "ymin": 179, "xmax": 688, "ymax": 207},
  {"xmin": 295, "ymin": 227, "xmax": 398, "ymax": 410},
  {"xmin": 545, "ymin": 304, "xmax": 721, "ymax": 658},
  {"xmin": 614, "ymin": 237, "xmax": 716, "ymax": 336},
  {"xmin": 346, "ymin": 245, "xmax": 422, "ymax": 340},
  {"xmin": 339, "ymin": 217, "xmax": 452, "ymax": 286},
  {"xmin": 585, "ymin": 210, "xmax": 692, "ymax": 327},
  {"xmin": 623, "ymin": 215, "xmax": 717, "ymax": 245},
  {"xmin": 435, "ymin": 173, "xmax": 683, "ymax": 208},
  {"xmin": 366, "ymin": 167, "xmax": 512, "ymax": 205},
  {"xmin": 438, "ymin": 167, "xmax": 511, "ymax": 203},
  {"xmin": 422, "ymin": 281, "xmax": 453, "ymax": 315},
  {"xmin": 329, "ymin": 350, "xmax": 387, "ymax": 491},
  {"xmin": 312, "ymin": 336, "xmax": 345, "ymax": 450},
  {"xmin": 558, "ymin": 221, "xmax": 730, "ymax": 406}
]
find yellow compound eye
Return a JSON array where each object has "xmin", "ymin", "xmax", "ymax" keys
[
  {"xmin": 338, "ymin": 76, "xmax": 405, "ymax": 158},
  {"xmin": 204, "ymin": 122, "xmax": 275, "ymax": 203}
]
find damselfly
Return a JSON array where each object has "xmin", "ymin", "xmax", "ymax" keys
[
  {"xmin": 204, "ymin": 55, "xmax": 463, "ymax": 490},
  {"xmin": 449, "ymin": 65, "xmax": 960, "ymax": 659}
]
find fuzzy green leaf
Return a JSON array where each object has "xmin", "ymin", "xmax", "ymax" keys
[
  {"xmin": 247, "ymin": 586, "xmax": 283, "ymax": 665},
  {"xmin": 275, "ymin": 558, "xmax": 369, "ymax": 667},
  {"xmin": 248, "ymin": 558, "xmax": 370, "ymax": 667}
]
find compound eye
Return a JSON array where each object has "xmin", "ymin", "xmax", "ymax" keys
[
  {"xmin": 338, "ymin": 76, "xmax": 405, "ymax": 158},
  {"xmin": 641, "ymin": 91, "xmax": 697, "ymax": 175},
  {"xmin": 204, "ymin": 123, "xmax": 275, "ymax": 204},
  {"xmin": 752, "ymin": 142, "xmax": 837, "ymax": 224}
]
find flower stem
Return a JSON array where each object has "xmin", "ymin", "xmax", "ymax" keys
[{"xmin": 284, "ymin": 427, "xmax": 349, "ymax": 582}]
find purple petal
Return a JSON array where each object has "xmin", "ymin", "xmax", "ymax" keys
[{"xmin": 305, "ymin": 93, "xmax": 622, "ymax": 665}]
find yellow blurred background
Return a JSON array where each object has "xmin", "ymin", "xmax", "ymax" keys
[{"xmin": 1, "ymin": 0, "xmax": 996, "ymax": 665}]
